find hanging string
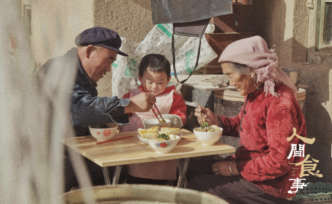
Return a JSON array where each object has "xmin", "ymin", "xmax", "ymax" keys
[{"xmin": 235, "ymin": 0, "xmax": 238, "ymax": 26}]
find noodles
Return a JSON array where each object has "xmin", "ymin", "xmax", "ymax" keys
[{"xmin": 195, "ymin": 125, "xmax": 220, "ymax": 132}]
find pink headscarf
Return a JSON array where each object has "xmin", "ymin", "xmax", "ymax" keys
[{"xmin": 218, "ymin": 36, "xmax": 297, "ymax": 97}]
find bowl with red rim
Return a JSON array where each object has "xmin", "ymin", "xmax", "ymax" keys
[
  {"xmin": 89, "ymin": 123, "xmax": 118, "ymax": 142},
  {"xmin": 147, "ymin": 135, "xmax": 181, "ymax": 154}
]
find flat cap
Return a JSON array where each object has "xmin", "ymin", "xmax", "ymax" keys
[{"xmin": 75, "ymin": 27, "xmax": 128, "ymax": 56}]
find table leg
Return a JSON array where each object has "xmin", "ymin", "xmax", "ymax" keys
[
  {"xmin": 102, "ymin": 167, "xmax": 111, "ymax": 185},
  {"xmin": 112, "ymin": 165, "xmax": 123, "ymax": 185},
  {"xmin": 177, "ymin": 159, "xmax": 183, "ymax": 176},
  {"xmin": 177, "ymin": 159, "xmax": 183, "ymax": 186},
  {"xmin": 177, "ymin": 158, "xmax": 190, "ymax": 188}
]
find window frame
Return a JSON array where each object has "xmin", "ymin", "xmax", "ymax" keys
[
  {"xmin": 307, "ymin": 0, "xmax": 332, "ymax": 64},
  {"xmin": 317, "ymin": 0, "xmax": 332, "ymax": 50}
]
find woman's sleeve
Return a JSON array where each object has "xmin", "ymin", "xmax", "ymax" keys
[
  {"xmin": 218, "ymin": 112, "xmax": 241, "ymax": 137},
  {"xmin": 169, "ymin": 94, "xmax": 187, "ymax": 125},
  {"xmin": 237, "ymin": 98, "xmax": 303, "ymax": 182}
]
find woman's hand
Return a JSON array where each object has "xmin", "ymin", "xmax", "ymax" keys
[
  {"xmin": 212, "ymin": 161, "xmax": 239, "ymax": 176},
  {"xmin": 194, "ymin": 106, "xmax": 218, "ymax": 126}
]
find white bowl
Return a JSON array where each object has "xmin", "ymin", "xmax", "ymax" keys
[
  {"xmin": 193, "ymin": 127, "xmax": 223, "ymax": 146},
  {"xmin": 89, "ymin": 123, "xmax": 118, "ymax": 142},
  {"xmin": 148, "ymin": 135, "xmax": 181, "ymax": 154},
  {"xmin": 142, "ymin": 119, "xmax": 171, "ymax": 129}
]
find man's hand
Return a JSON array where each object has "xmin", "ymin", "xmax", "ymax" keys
[{"xmin": 124, "ymin": 92, "xmax": 156, "ymax": 114}]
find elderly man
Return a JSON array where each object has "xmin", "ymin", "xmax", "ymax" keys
[
  {"xmin": 40, "ymin": 27, "xmax": 156, "ymax": 191},
  {"xmin": 41, "ymin": 27, "xmax": 155, "ymax": 136}
]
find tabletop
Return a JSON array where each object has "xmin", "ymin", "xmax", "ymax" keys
[{"xmin": 63, "ymin": 129, "xmax": 236, "ymax": 167}]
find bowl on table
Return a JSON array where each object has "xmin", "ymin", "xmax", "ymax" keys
[
  {"xmin": 89, "ymin": 123, "xmax": 118, "ymax": 142},
  {"xmin": 142, "ymin": 119, "xmax": 171, "ymax": 129},
  {"xmin": 148, "ymin": 135, "xmax": 181, "ymax": 154},
  {"xmin": 193, "ymin": 126, "xmax": 223, "ymax": 146}
]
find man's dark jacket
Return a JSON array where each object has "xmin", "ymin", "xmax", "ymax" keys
[{"xmin": 40, "ymin": 48, "xmax": 129, "ymax": 136}]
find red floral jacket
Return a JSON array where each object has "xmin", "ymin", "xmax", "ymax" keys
[{"xmin": 219, "ymin": 83, "xmax": 306, "ymax": 198}]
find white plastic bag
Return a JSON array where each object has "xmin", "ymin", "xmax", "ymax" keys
[
  {"xmin": 111, "ymin": 38, "xmax": 139, "ymax": 97},
  {"xmin": 132, "ymin": 24, "xmax": 218, "ymax": 75},
  {"xmin": 112, "ymin": 24, "xmax": 218, "ymax": 97}
]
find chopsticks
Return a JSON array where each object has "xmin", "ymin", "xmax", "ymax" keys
[
  {"xmin": 153, "ymin": 104, "xmax": 166, "ymax": 123},
  {"xmin": 96, "ymin": 136, "xmax": 134, "ymax": 145},
  {"xmin": 142, "ymin": 86, "xmax": 166, "ymax": 124},
  {"xmin": 198, "ymin": 104, "xmax": 205, "ymax": 124}
]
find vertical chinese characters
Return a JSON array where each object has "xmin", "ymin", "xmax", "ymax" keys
[{"xmin": 287, "ymin": 128, "xmax": 321, "ymax": 194}]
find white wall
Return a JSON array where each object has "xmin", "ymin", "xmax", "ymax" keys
[{"xmin": 31, "ymin": 0, "xmax": 94, "ymax": 67}]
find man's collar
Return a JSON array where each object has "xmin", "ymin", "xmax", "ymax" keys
[{"xmin": 75, "ymin": 48, "xmax": 97, "ymax": 88}]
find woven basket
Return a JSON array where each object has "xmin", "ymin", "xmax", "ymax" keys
[{"xmin": 293, "ymin": 182, "xmax": 332, "ymax": 203}]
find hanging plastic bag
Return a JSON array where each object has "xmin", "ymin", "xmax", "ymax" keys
[
  {"xmin": 111, "ymin": 38, "xmax": 139, "ymax": 97},
  {"xmin": 112, "ymin": 24, "xmax": 217, "ymax": 97},
  {"xmin": 132, "ymin": 23, "xmax": 217, "ymax": 75}
]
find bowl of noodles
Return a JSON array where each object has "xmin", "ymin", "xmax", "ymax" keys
[
  {"xmin": 137, "ymin": 126, "xmax": 181, "ymax": 144},
  {"xmin": 193, "ymin": 124, "xmax": 223, "ymax": 146}
]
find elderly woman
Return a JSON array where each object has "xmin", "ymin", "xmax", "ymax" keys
[{"xmin": 187, "ymin": 36, "xmax": 306, "ymax": 204}]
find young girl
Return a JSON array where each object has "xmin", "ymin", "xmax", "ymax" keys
[{"xmin": 121, "ymin": 54, "xmax": 187, "ymax": 184}]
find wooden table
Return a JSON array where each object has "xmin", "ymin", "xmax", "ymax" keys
[{"xmin": 63, "ymin": 129, "xmax": 236, "ymax": 188}]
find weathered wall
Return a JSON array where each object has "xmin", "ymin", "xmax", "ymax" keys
[
  {"xmin": 31, "ymin": 0, "xmax": 94, "ymax": 67},
  {"xmin": 253, "ymin": 0, "xmax": 308, "ymax": 65},
  {"xmin": 31, "ymin": 0, "xmax": 153, "ymax": 98},
  {"xmin": 254, "ymin": 0, "xmax": 332, "ymax": 184},
  {"xmin": 94, "ymin": 0, "xmax": 153, "ymax": 97}
]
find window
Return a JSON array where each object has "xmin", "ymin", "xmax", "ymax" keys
[
  {"xmin": 317, "ymin": 0, "xmax": 332, "ymax": 50},
  {"xmin": 307, "ymin": 0, "xmax": 332, "ymax": 64}
]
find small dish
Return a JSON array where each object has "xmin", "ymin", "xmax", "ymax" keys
[{"xmin": 138, "ymin": 135, "xmax": 150, "ymax": 144}]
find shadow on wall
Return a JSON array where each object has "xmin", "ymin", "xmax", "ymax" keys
[
  {"xmin": 253, "ymin": 0, "xmax": 308, "ymax": 64},
  {"xmin": 253, "ymin": 0, "xmax": 286, "ymax": 53},
  {"xmin": 301, "ymin": 63, "xmax": 332, "ymax": 184},
  {"xmin": 254, "ymin": 0, "xmax": 332, "ymax": 185}
]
